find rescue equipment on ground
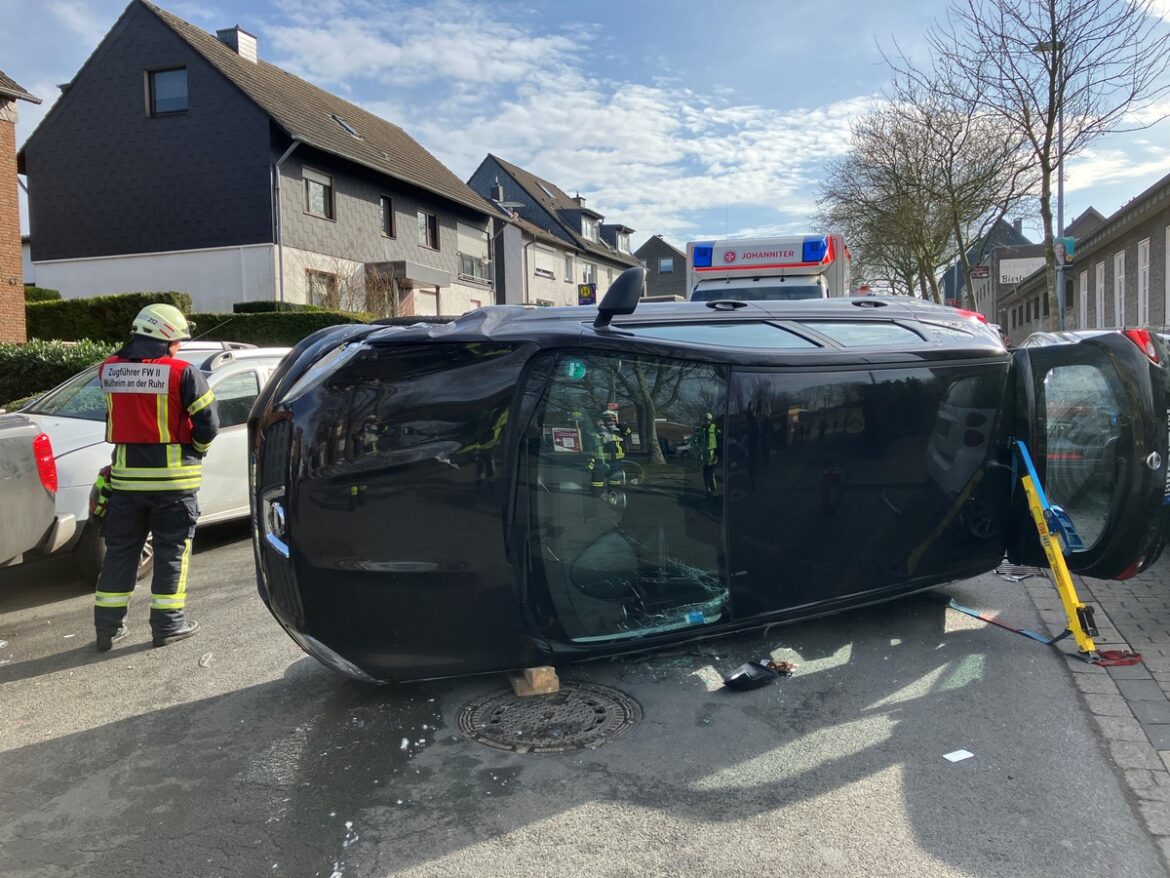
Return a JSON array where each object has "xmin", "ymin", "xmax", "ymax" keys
[{"xmin": 946, "ymin": 439, "xmax": 1142, "ymax": 667}]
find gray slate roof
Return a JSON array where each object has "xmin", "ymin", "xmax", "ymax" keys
[
  {"xmin": 142, "ymin": 1, "xmax": 496, "ymax": 217},
  {"xmin": 486, "ymin": 153, "xmax": 639, "ymax": 266},
  {"xmin": 0, "ymin": 71, "xmax": 41, "ymax": 103}
]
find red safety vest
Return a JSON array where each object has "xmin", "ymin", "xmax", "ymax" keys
[{"xmin": 99, "ymin": 355, "xmax": 195, "ymax": 446}]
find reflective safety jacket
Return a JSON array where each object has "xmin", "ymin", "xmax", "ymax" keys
[
  {"xmin": 697, "ymin": 421, "xmax": 720, "ymax": 465},
  {"xmin": 591, "ymin": 422, "xmax": 631, "ymax": 462},
  {"xmin": 99, "ymin": 349, "xmax": 219, "ymax": 493}
]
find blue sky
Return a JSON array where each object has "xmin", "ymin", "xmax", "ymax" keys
[{"xmin": 4, "ymin": 0, "xmax": 1170, "ymax": 251}]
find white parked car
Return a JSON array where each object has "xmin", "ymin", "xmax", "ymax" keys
[{"xmin": 17, "ymin": 341, "xmax": 290, "ymax": 579}]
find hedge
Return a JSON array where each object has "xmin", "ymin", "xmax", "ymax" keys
[
  {"xmin": 24, "ymin": 286, "xmax": 61, "ymax": 302},
  {"xmin": 188, "ymin": 310, "xmax": 375, "ymax": 347},
  {"xmin": 0, "ymin": 339, "xmax": 117, "ymax": 409},
  {"xmin": 232, "ymin": 300, "xmax": 327, "ymax": 313},
  {"xmin": 27, "ymin": 291, "xmax": 193, "ymax": 342}
]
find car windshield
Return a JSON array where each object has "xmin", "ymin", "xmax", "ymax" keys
[
  {"xmin": 25, "ymin": 350, "xmax": 210, "ymax": 421},
  {"xmin": 690, "ymin": 284, "xmax": 823, "ymax": 302}
]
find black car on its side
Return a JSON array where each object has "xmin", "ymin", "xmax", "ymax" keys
[{"xmin": 249, "ymin": 270, "xmax": 1170, "ymax": 683}]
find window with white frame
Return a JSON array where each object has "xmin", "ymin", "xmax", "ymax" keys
[
  {"xmin": 533, "ymin": 246, "xmax": 558, "ymax": 279},
  {"xmin": 1079, "ymin": 269, "xmax": 1088, "ymax": 330},
  {"xmin": 582, "ymin": 262, "xmax": 596, "ymax": 284},
  {"xmin": 1114, "ymin": 251, "xmax": 1126, "ymax": 328},
  {"xmin": 456, "ymin": 222, "xmax": 490, "ymax": 280},
  {"xmin": 659, "ymin": 257, "xmax": 674, "ymax": 274},
  {"xmin": 303, "ymin": 168, "xmax": 334, "ymax": 219},
  {"xmin": 1138, "ymin": 238, "xmax": 1150, "ymax": 326},
  {"xmin": 564, "ymin": 253, "xmax": 574, "ymax": 283},
  {"xmin": 581, "ymin": 217, "xmax": 598, "ymax": 240},
  {"xmin": 617, "ymin": 232, "xmax": 630, "ymax": 253},
  {"xmin": 1095, "ymin": 262, "xmax": 1105, "ymax": 328},
  {"xmin": 1166, "ymin": 227, "xmax": 1170, "ymax": 325},
  {"xmin": 605, "ymin": 268, "xmax": 613, "ymax": 287}
]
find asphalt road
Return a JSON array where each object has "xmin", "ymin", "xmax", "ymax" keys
[{"xmin": 0, "ymin": 522, "xmax": 1163, "ymax": 878}]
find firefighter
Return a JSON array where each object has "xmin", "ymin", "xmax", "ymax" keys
[
  {"xmin": 697, "ymin": 412, "xmax": 721, "ymax": 495},
  {"xmin": 93, "ymin": 304, "xmax": 219, "ymax": 651},
  {"xmin": 587, "ymin": 410, "xmax": 631, "ymax": 497}
]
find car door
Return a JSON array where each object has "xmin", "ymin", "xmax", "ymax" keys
[
  {"xmin": 197, "ymin": 368, "xmax": 263, "ymax": 520},
  {"xmin": 1006, "ymin": 331, "xmax": 1170, "ymax": 579}
]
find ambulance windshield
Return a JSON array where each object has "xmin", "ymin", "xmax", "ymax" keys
[{"xmin": 690, "ymin": 283, "xmax": 824, "ymax": 302}]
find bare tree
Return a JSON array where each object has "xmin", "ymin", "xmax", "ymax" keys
[
  {"xmin": 888, "ymin": 69, "xmax": 1037, "ymax": 309},
  {"xmin": 903, "ymin": 0, "xmax": 1170, "ymax": 325},
  {"xmin": 818, "ymin": 106, "xmax": 955, "ymax": 302}
]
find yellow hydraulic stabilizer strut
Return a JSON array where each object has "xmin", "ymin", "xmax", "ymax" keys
[{"xmin": 1012, "ymin": 439, "xmax": 1100, "ymax": 659}]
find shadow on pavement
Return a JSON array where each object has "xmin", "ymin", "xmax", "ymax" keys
[{"xmin": 0, "ymin": 578, "xmax": 1160, "ymax": 878}]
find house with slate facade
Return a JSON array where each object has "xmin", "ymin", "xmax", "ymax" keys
[
  {"xmin": 468, "ymin": 155, "xmax": 639, "ymax": 306},
  {"xmin": 634, "ymin": 235, "xmax": 686, "ymax": 300},
  {"xmin": 19, "ymin": 0, "xmax": 500, "ymax": 316}
]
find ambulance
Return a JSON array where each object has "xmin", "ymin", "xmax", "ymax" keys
[{"xmin": 686, "ymin": 233, "xmax": 851, "ymax": 301}]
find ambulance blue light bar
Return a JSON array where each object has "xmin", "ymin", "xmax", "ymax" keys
[
  {"xmin": 692, "ymin": 242, "xmax": 714, "ymax": 268},
  {"xmin": 802, "ymin": 236, "xmax": 829, "ymax": 263}
]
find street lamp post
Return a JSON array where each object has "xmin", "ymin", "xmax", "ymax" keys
[{"xmin": 1036, "ymin": 39, "xmax": 1065, "ymax": 331}]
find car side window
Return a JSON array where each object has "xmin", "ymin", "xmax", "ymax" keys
[
  {"xmin": 211, "ymin": 370, "xmax": 260, "ymax": 428},
  {"xmin": 521, "ymin": 351, "xmax": 731, "ymax": 644}
]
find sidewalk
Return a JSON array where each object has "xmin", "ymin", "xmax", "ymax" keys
[{"xmin": 1022, "ymin": 556, "xmax": 1170, "ymax": 862}]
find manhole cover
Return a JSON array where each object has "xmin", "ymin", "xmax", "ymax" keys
[{"xmin": 458, "ymin": 681, "xmax": 642, "ymax": 753}]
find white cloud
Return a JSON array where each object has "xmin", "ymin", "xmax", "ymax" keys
[
  {"xmin": 47, "ymin": 0, "xmax": 109, "ymax": 45},
  {"xmin": 263, "ymin": 0, "xmax": 880, "ymax": 242},
  {"xmin": 1064, "ymin": 136, "xmax": 1170, "ymax": 194}
]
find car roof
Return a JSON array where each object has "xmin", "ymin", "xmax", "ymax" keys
[{"xmin": 362, "ymin": 295, "xmax": 1004, "ymax": 355}]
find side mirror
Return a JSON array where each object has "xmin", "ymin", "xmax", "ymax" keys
[{"xmin": 593, "ymin": 266, "xmax": 646, "ymax": 329}]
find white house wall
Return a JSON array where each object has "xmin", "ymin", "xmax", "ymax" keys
[{"xmin": 32, "ymin": 244, "xmax": 276, "ymax": 312}]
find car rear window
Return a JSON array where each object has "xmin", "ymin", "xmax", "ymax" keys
[
  {"xmin": 622, "ymin": 322, "xmax": 819, "ymax": 349},
  {"xmin": 799, "ymin": 321, "xmax": 925, "ymax": 347}
]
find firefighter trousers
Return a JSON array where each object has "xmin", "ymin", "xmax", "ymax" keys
[{"xmin": 94, "ymin": 490, "xmax": 199, "ymax": 638}]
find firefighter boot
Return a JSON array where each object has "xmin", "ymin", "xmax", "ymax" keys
[
  {"xmin": 96, "ymin": 625, "xmax": 128, "ymax": 652},
  {"xmin": 153, "ymin": 619, "xmax": 200, "ymax": 648}
]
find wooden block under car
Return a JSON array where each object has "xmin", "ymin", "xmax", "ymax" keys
[{"xmin": 508, "ymin": 666, "xmax": 560, "ymax": 696}]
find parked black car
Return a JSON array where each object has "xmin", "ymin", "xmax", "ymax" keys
[{"xmin": 249, "ymin": 270, "xmax": 1170, "ymax": 683}]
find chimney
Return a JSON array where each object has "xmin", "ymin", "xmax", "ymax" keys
[
  {"xmin": 217, "ymin": 26, "xmax": 258, "ymax": 63},
  {"xmin": 1012, "ymin": 218, "xmax": 1023, "ymax": 235},
  {"xmin": 490, "ymin": 178, "xmax": 504, "ymax": 202},
  {"xmin": 573, "ymin": 192, "xmax": 585, "ymax": 207}
]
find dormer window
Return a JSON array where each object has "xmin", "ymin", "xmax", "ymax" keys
[
  {"xmin": 617, "ymin": 232, "xmax": 630, "ymax": 253},
  {"xmin": 582, "ymin": 217, "xmax": 598, "ymax": 241}
]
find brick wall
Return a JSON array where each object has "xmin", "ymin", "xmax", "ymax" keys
[{"xmin": 0, "ymin": 99, "xmax": 27, "ymax": 342}]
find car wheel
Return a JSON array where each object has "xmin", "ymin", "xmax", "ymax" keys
[{"xmin": 76, "ymin": 524, "xmax": 155, "ymax": 583}]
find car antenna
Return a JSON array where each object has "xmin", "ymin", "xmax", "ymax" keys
[{"xmin": 190, "ymin": 316, "xmax": 235, "ymax": 342}]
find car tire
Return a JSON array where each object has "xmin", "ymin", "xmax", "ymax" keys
[{"xmin": 76, "ymin": 524, "xmax": 155, "ymax": 583}]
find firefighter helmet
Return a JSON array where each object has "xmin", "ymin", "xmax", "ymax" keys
[
  {"xmin": 601, "ymin": 410, "xmax": 618, "ymax": 422},
  {"xmin": 131, "ymin": 303, "xmax": 192, "ymax": 341}
]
